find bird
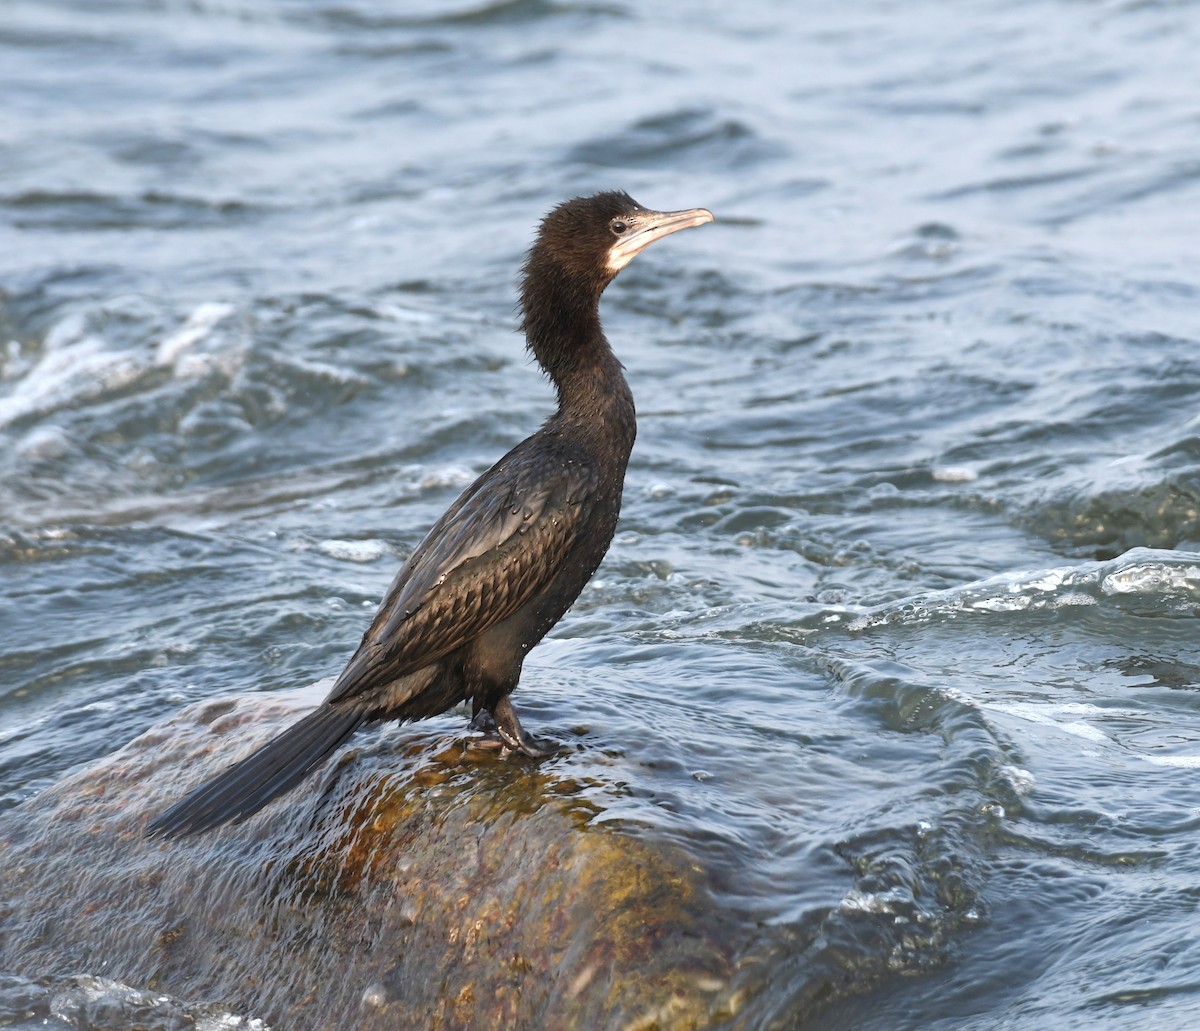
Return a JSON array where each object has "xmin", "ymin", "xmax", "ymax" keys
[{"xmin": 147, "ymin": 191, "xmax": 714, "ymax": 837}]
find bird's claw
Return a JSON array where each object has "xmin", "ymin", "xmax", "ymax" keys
[{"xmin": 475, "ymin": 695, "xmax": 561, "ymax": 759}]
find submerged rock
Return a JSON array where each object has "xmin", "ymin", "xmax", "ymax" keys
[{"xmin": 0, "ymin": 688, "xmax": 741, "ymax": 1030}]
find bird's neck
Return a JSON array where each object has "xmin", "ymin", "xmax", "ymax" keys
[{"xmin": 522, "ymin": 267, "xmax": 635, "ymax": 443}]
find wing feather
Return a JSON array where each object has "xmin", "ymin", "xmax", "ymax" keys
[{"xmin": 328, "ymin": 451, "xmax": 596, "ymax": 705}]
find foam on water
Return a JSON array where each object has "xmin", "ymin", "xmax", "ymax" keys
[
  {"xmin": 156, "ymin": 302, "xmax": 236, "ymax": 368},
  {"xmin": 0, "ymin": 314, "xmax": 141, "ymax": 428},
  {"xmin": 0, "ymin": 974, "xmax": 270, "ymax": 1031},
  {"xmin": 313, "ymin": 538, "xmax": 393, "ymax": 563},
  {"xmin": 835, "ymin": 548, "xmax": 1200, "ymax": 634}
]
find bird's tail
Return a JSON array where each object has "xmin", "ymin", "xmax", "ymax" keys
[{"xmin": 147, "ymin": 704, "xmax": 366, "ymax": 838}]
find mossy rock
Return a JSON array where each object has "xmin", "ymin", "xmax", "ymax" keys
[{"xmin": 0, "ymin": 688, "xmax": 743, "ymax": 1030}]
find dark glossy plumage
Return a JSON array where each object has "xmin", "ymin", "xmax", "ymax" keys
[{"xmin": 148, "ymin": 191, "xmax": 713, "ymax": 836}]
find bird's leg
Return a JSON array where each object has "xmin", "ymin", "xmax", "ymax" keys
[{"xmin": 489, "ymin": 695, "xmax": 559, "ymax": 759}]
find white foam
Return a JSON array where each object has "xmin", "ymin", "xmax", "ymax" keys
[
  {"xmin": 195, "ymin": 1018, "xmax": 273, "ymax": 1031},
  {"xmin": 986, "ymin": 700, "xmax": 1159, "ymax": 747},
  {"xmin": 15, "ymin": 424, "xmax": 71, "ymax": 460},
  {"xmin": 156, "ymin": 302, "xmax": 235, "ymax": 367},
  {"xmin": 418, "ymin": 465, "xmax": 476, "ymax": 490},
  {"xmin": 998, "ymin": 764, "xmax": 1037, "ymax": 795},
  {"xmin": 0, "ymin": 316, "xmax": 141, "ymax": 428},
  {"xmin": 843, "ymin": 549, "xmax": 1200, "ymax": 634},
  {"xmin": 316, "ymin": 538, "xmax": 392, "ymax": 563},
  {"xmin": 274, "ymin": 352, "xmax": 367, "ymax": 386},
  {"xmin": 373, "ymin": 301, "xmax": 438, "ymax": 324},
  {"xmin": 1141, "ymin": 754, "xmax": 1200, "ymax": 769},
  {"xmin": 1101, "ymin": 558, "xmax": 1200, "ymax": 596},
  {"xmin": 932, "ymin": 465, "xmax": 978, "ymax": 482}
]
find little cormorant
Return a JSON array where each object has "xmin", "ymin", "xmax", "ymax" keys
[{"xmin": 148, "ymin": 191, "xmax": 714, "ymax": 837}]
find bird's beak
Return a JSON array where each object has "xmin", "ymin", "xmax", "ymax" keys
[{"xmin": 607, "ymin": 206, "xmax": 715, "ymax": 273}]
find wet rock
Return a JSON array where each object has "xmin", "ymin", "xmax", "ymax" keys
[{"xmin": 0, "ymin": 688, "xmax": 740, "ymax": 1030}]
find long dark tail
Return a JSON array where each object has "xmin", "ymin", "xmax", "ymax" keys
[{"xmin": 147, "ymin": 704, "xmax": 366, "ymax": 838}]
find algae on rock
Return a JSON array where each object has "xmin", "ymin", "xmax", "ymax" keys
[{"xmin": 0, "ymin": 687, "xmax": 742, "ymax": 1030}]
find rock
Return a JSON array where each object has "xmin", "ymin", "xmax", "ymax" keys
[{"xmin": 0, "ymin": 687, "xmax": 742, "ymax": 1030}]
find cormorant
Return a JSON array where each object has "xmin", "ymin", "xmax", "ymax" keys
[{"xmin": 148, "ymin": 191, "xmax": 714, "ymax": 837}]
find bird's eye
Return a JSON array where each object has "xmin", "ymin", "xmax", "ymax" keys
[{"xmin": 610, "ymin": 219, "xmax": 628, "ymax": 235}]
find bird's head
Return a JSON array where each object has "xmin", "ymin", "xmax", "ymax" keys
[{"xmin": 525, "ymin": 191, "xmax": 714, "ymax": 296}]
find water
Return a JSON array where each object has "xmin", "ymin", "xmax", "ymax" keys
[{"xmin": 3, "ymin": 0, "xmax": 1200, "ymax": 1026}]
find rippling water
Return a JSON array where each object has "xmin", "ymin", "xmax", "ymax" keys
[{"xmin": 4, "ymin": 0, "xmax": 1200, "ymax": 1027}]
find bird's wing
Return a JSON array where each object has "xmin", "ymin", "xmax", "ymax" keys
[{"xmin": 327, "ymin": 453, "xmax": 597, "ymax": 705}]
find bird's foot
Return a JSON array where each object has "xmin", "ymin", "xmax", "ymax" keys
[{"xmin": 474, "ymin": 696, "xmax": 560, "ymax": 759}]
